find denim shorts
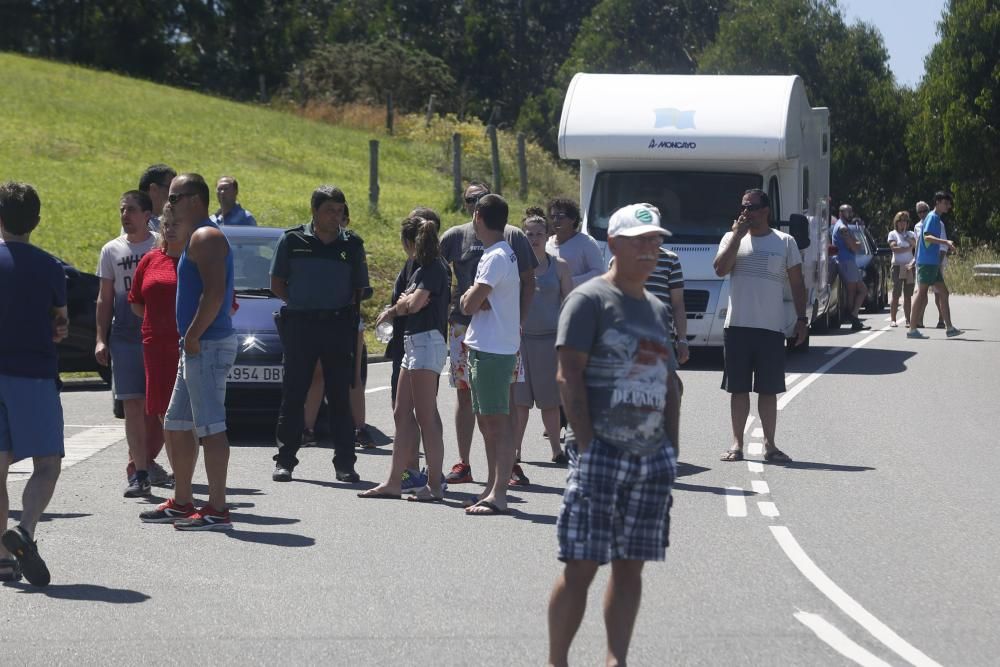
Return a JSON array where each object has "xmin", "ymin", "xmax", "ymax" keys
[
  {"xmin": 401, "ymin": 330, "xmax": 447, "ymax": 373},
  {"xmin": 110, "ymin": 338, "xmax": 145, "ymax": 400},
  {"xmin": 164, "ymin": 335, "xmax": 238, "ymax": 437},
  {"xmin": 0, "ymin": 373, "xmax": 64, "ymax": 463},
  {"xmin": 837, "ymin": 258, "xmax": 862, "ymax": 284},
  {"xmin": 557, "ymin": 438, "xmax": 676, "ymax": 564}
]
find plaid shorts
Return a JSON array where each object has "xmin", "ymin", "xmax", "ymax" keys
[{"xmin": 557, "ymin": 438, "xmax": 676, "ymax": 564}]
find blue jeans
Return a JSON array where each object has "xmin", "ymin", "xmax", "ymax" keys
[{"xmin": 164, "ymin": 335, "xmax": 237, "ymax": 438}]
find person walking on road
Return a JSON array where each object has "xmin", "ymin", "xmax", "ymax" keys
[
  {"xmin": 269, "ymin": 186, "xmax": 371, "ymax": 484},
  {"xmin": 908, "ymin": 192, "xmax": 961, "ymax": 339},
  {"xmin": 139, "ymin": 174, "xmax": 238, "ymax": 531},
  {"xmin": 715, "ymin": 189, "xmax": 808, "ymax": 463},
  {"xmin": 547, "ymin": 203, "xmax": 678, "ymax": 667},
  {"xmin": 0, "ymin": 181, "xmax": 69, "ymax": 586},
  {"xmin": 513, "ymin": 209, "xmax": 573, "ymax": 466},
  {"xmin": 832, "ymin": 203, "xmax": 870, "ymax": 331},
  {"xmin": 887, "ymin": 211, "xmax": 917, "ymax": 327},
  {"xmin": 460, "ymin": 194, "xmax": 522, "ymax": 515},
  {"xmin": 361, "ymin": 217, "xmax": 451, "ymax": 502}
]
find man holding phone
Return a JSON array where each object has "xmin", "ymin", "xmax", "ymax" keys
[{"xmin": 714, "ymin": 189, "xmax": 807, "ymax": 464}]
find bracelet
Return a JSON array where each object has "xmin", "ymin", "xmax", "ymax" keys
[
  {"xmin": 677, "ymin": 340, "xmax": 689, "ymax": 346},
  {"xmin": 797, "ymin": 316, "xmax": 808, "ymax": 323}
]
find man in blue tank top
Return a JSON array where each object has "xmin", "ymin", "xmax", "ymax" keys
[{"xmin": 139, "ymin": 174, "xmax": 238, "ymax": 531}]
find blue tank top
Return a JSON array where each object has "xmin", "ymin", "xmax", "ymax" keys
[
  {"xmin": 176, "ymin": 219, "xmax": 235, "ymax": 341},
  {"xmin": 832, "ymin": 220, "xmax": 856, "ymax": 261}
]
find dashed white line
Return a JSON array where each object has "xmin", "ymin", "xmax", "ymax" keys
[
  {"xmin": 771, "ymin": 526, "xmax": 942, "ymax": 667},
  {"xmin": 8, "ymin": 427, "xmax": 123, "ymax": 477},
  {"xmin": 751, "ymin": 480, "xmax": 770, "ymax": 494},
  {"xmin": 748, "ymin": 442, "xmax": 764, "ymax": 456},
  {"xmin": 758, "ymin": 501, "xmax": 780, "ymax": 517},
  {"xmin": 751, "ymin": 427, "xmax": 764, "ymax": 438},
  {"xmin": 747, "ymin": 461, "xmax": 764, "ymax": 473},
  {"xmin": 725, "ymin": 487, "xmax": 748, "ymax": 517},
  {"xmin": 825, "ymin": 346, "xmax": 841, "ymax": 355},
  {"xmin": 364, "ymin": 385, "xmax": 391, "ymax": 394},
  {"xmin": 785, "ymin": 373, "xmax": 801, "ymax": 386},
  {"xmin": 794, "ymin": 612, "xmax": 893, "ymax": 667}
]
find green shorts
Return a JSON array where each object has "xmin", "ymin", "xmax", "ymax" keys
[
  {"xmin": 468, "ymin": 349, "xmax": 517, "ymax": 415},
  {"xmin": 917, "ymin": 264, "xmax": 944, "ymax": 285}
]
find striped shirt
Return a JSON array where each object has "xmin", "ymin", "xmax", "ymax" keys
[{"xmin": 644, "ymin": 247, "xmax": 684, "ymax": 338}]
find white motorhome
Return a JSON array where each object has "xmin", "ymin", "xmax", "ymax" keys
[{"xmin": 559, "ymin": 73, "xmax": 836, "ymax": 347}]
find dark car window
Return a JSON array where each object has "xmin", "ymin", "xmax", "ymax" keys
[
  {"xmin": 850, "ymin": 227, "xmax": 872, "ymax": 256},
  {"xmin": 231, "ymin": 237, "xmax": 278, "ymax": 290}
]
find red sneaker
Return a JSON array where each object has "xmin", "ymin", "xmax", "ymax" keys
[
  {"xmin": 445, "ymin": 461, "xmax": 473, "ymax": 484},
  {"xmin": 174, "ymin": 506, "xmax": 233, "ymax": 532},
  {"xmin": 509, "ymin": 464, "xmax": 530, "ymax": 487},
  {"xmin": 139, "ymin": 498, "xmax": 196, "ymax": 524}
]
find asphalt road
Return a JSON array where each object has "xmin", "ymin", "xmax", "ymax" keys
[{"xmin": 4, "ymin": 295, "xmax": 998, "ymax": 666}]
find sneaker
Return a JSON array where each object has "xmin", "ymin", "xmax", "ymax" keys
[
  {"xmin": 272, "ymin": 464, "xmax": 293, "ymax": 482},
  {"xmin": 139, "ymin": 498, "xmax": 197, "ymax": 523},
  {"xmin": 445, "ymin": 461, "xmax": 473, "ymax": 484},
  {"xmin": 334, "ymin": 465, "xmax": 361, "ymax": 483},
  {"xmin": 510, "ymin": 464, "xmax": 530, "ymax": 486},
  {"xmin": 123, "ymin": 474, "xmax": 152, "ymax": 498},
  {"xmin": 355, "ymin": 426, "xmax": 376, "ymax": 449},
  {"xmin": 850, "ymin": 318, "xmax": 870, "ymax": 331},
  {"xmin": 936, "ymin": 321, "xmax": 946, "ymax": 329},
  {"xmin": 302, "ymin": 429, "xmax": 317, "ymax": 447},
  {"xmin": 1, "ymin": 526, "xmax": 49, "ymax": 587},
  {"xmin": 946, "ymin": 327, "xmax": 963, "ymax": 337},
  {"xmin": 906, "ymin": 329, "xmax": 929, "ymax": 339},
  {"xmin": 401, "ymin": 468, "xmax": 427, "ymax": 494},
  {"xmin": 148, "ymin": 460, "xmax": 174, "ymax": 487},
  {"xmin": 174, "ymin": 506, "xmax": 233, "ymax": 531},
  {"xmin": 904, "ymin": 320, "xmax": 910, "ymax": 328},
  {"xmin": 889, "ymin": 320, "xmax": 898, "ymax": 328}
]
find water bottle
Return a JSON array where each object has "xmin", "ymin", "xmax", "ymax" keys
[{"xmin": 375, "ymin": 319, "xmax": 393, "ymax": 344}]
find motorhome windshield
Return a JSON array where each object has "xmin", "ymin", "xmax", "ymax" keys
[{"xmin": 588, "ymin": 171, "xmax": 763, "ymax": 244}]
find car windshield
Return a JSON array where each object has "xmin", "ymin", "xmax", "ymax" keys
[
  {"xmin": 850, "ymin": 227, "xmax": 873, "ymax": 256},
  {"xmin": 588, "ymin": 171, "xmax": 763, "ymax": 243},
  {"xmin": 230, "ymin": 236, "xmax": 279, "ymax": 291}
]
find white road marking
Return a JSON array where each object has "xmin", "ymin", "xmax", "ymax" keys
[
  {"xmin": 747, "ymin": 461, "xmax": 764, "ymax": 473},
  {"xmin": 743, "ymin": 415, "xmax": 755, "ymax": 434},
  {"xmin": 364, "ymin": 385, "xmax": 391, "ymax": 394},
  {"xmin": 63, "ymin": 424, "xmax": 121, "ymax": 429},
  {"xmin": 8, "ymin": 426, "xmax": 123, "ymax": 477},
  {"xmin": 785, "ymin": 373, "xmax": 801, "ymax": 386},
  {"xmin": 825, "ymin": 346, "xmax": 841, "ymax": 355},
  {"xmin": 725, "ymin": 487, "xmax": 747, "ymax": 517},
  {"xmin": 751, "ymin": 480, "xmax": 770, "ymax": 494},
  {"xmin": 771, "ymin": 526, "xmax": 942, "ymax": 667},
  {"xmin": 748, "ymin": 442, "xmax": 764, "ymax": 456},
  {"xmin": 758, "ymin": 501, "xmax": 780, "ymax": 517},
  {"xmin": 778, "ymin": 327, "xmax": 889, "ymax": 410},
  {"xmin": 751, "ymin": 427, "xmax": 764, "ymax": 438},
  {"xmin": 794, "ymin": 612, "xmax": 893, "ymax": 667}
]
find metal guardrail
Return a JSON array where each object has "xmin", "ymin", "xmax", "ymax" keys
[{"xmin": 973, "ymin": 264, "xmax": 1000, "ymax": 278}]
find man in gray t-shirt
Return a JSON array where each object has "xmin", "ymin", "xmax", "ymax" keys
[
  {"xmin": 439, "ymin": 181, "xmax": 537, "ymax": 485},
  {"xmin": 548, "ymin": 203, "xmax": 678, "ymax": 666}
]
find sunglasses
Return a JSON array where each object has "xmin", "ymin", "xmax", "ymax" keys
[
  {"xmin": 167, "ymin": 192, "xmax": 197, "ymax": 205},
  {"xmin": 742, "ymin": 203, "xmax": 766, "ymax": 212},
  {"xmin": 464, "ymin": 195, "xmax": 484, "ymax": 204}
]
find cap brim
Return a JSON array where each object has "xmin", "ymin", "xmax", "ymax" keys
[{"xmin": 611, "ymin": 224, "xmax": 672, "ymax": 237}]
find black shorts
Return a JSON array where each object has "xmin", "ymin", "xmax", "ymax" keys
[{"xmin": 721, "ymin": 327, "xmax": 786, "ymax": 395}]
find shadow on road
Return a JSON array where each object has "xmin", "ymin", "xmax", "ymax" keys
[
  {"xmin": 676, "ymin": 462, "xmax": 710, "ymax": 478},
  {"xmin": 673, "ymin": 482, "xmax": 755, "ymax": 496},
  {"xmin": 6, "ymin": 582, "xmax": 150, "ymax": 603},
  {"xmin": 776, "ymin": 460, "xmax": 875, "ymax": 472},
  {"xmin": 6, "ymin": 510, "xmax": 92, "ymax": 523},
  {"xmin": 785, "ymin": 347, "xmax": 914, "ymax": 375},
  {"xmin": 232, "ymin": 513, "xmax": 299, "ymax": 526},
  {"xmin": 191, "ymin": 483, "xmax": 263, "ymax": 496},
  {"xmin": 58, "ymin": 380, "xmax": 110, "ymax": 393},
  {"xmin": 224, "ymin": 530, "xmax": 316, "ymax": 547}
]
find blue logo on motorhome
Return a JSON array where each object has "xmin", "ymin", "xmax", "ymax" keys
[{"xmin": 653, "ymin": 108, "xmax": 696, "ymax": 130}]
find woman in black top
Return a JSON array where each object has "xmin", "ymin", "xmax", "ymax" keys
[{"xmin": 362, "ymin": 217, "xmax": 451, "ymax": 501}]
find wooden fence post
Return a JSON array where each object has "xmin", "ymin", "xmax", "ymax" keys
[
  {"xmin": 386, "ymin": 93, "xmax": 394, "ymax": 135},
  {"xmin": 425, "ymin": 94, "xmax": 436, "ymax": 127},
  {"xmin": 452, "ymin": 133, "xmax": 463, "ymax": 210},
  {"xmin": 258, "ymin": 74, "xmax": 267, "ymax": 103},
  {"xmin": 369, "ymin": 140, "xmax": 380, "ymax": 213},
  {"xmin": 487, "ymin": 124, "xmax": 501, "ymax": 195},
  {"xmin": 517, "ymin": 133, "xmax": 528, "ymax": 200}
]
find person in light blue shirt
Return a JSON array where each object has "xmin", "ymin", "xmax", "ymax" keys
[
  {"xmin": 908, "ymin": 191, "xmax": 961, "ymax": 339},
  {"xmin": 211, "ymin": 176, "xmax": 257, "ymax": 226}
]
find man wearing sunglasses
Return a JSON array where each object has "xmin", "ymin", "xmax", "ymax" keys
[{"xmin": 714, "ymin": 188, "xmax": 807, "ymax": 464}]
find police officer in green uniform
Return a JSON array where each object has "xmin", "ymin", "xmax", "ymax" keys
[{"xmin": 270, "ymin": 186, "xmax": 371, "ymax": 483}]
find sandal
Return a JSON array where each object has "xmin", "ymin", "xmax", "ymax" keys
[
  {"xmin": 407, "ymin": 486, "xmax": 443, "ymax": 503},
  {"xmin": 0, "ymin": 557, "xmax": 22, "ymax": 583},
  {"xmin": 720, "ymin": 449, "xmax": 744, "ymax": 462},
  {"xmin": 551, "ymin": 451, "xmax": 569, "ymax": 465},
  {"xmin": 763, "ymin": 448, "xmax": 792, "ymax": 463}
]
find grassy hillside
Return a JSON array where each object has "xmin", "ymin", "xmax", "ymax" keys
[{"xmin": 1, "ymin": 53, "xmax": 579, "ymax": 345}]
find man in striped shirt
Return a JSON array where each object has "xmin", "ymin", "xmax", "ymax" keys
[{"xmin": 643, "ymin": 246, "xmax": 689, "ymax": 364}]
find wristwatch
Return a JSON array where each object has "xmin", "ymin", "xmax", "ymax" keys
[{"xmin": 796, "ymin": 316, "xmax": 809, "ymax": 323}]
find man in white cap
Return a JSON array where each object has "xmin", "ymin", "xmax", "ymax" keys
[
  {"xmin": 714, "ymin": 188, "xmax": 807, "ymax": 464},
  {"xmin": 547, "ymin": 202, "xmax": 679, "ymax": 667}
]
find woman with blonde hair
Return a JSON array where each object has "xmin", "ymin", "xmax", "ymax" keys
[{"xmin": 887, "ymin": 210, "xmax": 916, "ymax": 327}]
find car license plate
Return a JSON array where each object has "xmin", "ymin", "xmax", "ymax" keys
[{"xmin": 227, "ymin": 365, "xmax": 283, "ymax": 383}]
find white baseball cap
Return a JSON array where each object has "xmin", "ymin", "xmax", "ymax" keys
[{"xmin": 608, "ymin": 203, "xmax": 671, "ymax": 238}]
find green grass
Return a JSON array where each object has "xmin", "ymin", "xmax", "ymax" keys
[
  {"xmin": 1, "ymin": 53, "xmax": 578, "ymax": 350},
  {"xmin": 942, "ymin": 246, "xmax": 1000, "ymax": 296}
]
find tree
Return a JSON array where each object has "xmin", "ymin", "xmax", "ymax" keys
[
  {"xmin": 698, "ymin": 0, "xmax": 911, "ymax": 226},
  {"xmin": 908, "ymin": 0, "xmax": 1000, "ymax": 241}
]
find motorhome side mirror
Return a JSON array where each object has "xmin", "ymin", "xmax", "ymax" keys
[{"xmin": 782, "ymin": 214, "xmax": 810, "ymax": 250}]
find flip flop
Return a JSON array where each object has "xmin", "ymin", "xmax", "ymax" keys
[
  {"xmin": 462, "ymin": 498, "xmax": 486, "ymax": 508},
  {"xmin": 407, "ymin": 492, "xmax": 443, "ymax": 503},
  {"xmin": 763, "ymin": 449, "xmax": 792, "ymax": 463},
  {"xmin": 0, "ymin": 557, "xmax": 22, "ymax": 583},
  {"xmin": 1, "ymin": 526, "xmax": 50, "ymax": 587},
  {"xmin": 356, "ymin": 490, "xmax": 401, "ymax": 500},
  {"xmin": 465, "ymin": 500, "xmax": 509, "ymax": 516},
  {"xmin": 720, "ymin": 449, "xmax": 744, "ymax": 462}
]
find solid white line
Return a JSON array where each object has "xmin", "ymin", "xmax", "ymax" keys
[
  {"xmin": 9, "ymin": 427, "xmax": 123, "ymax": 475},
  {"xmin": 785, "ymin": 373, "xmax": 802, "ymax": 386},
  {"xmin": 364, "ymin": 385, "xmax": 391, "ymax": 394},
  {"xmin": 748, "ymin": 442, "xmax": 764, "ymax": 456},
  {"xmin": 795, "ymin": 612, "xmax": 893, "ymax": 667},
  {"xmin": 725, "ymin": 487, "xmax": 747, "ymax": 517},
  {"xmin": 747, "ymin": 461, "xmax": 764, "ymax": 473},
  {"xmin": 771, "ymin": 526, "xmax": 942, "ymax": 667},
  {"xmin": 758, "ymin": 501, "xmax": 780, "ymax": 517},
  {"xmin": 743, "ymin": 415, "xmax": 755, "ymax": 434},
  {"xmin": 778, "ymin": 326, "xmax": 889, "ymax": 410},
  {"xmin": 751, "ymin": 480, "xmax": 770, "ymax": 494},
  {"xmin": 63, "ymin": 424, "xmax": 121, "ymax": 429},
  {"xmin": 825, "ymin": 346, "xmax": 840, "ymax": 355},
  {"xmin": 751, "ymin": 427, "xmax": 764, "ymax": 438}
]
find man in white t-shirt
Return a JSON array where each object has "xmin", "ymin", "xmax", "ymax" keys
[
  {"xmin": 714, "ymin": 188, "xmax": 807, "ymax": 464},
  {"xmin": 459, "ymin": 194, "xmax": 521, "ymax": 515}
]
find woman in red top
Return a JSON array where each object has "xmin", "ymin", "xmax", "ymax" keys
[{"xmin": 128, "ymin": 208, "xmax": 188, "ymax": 418}]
